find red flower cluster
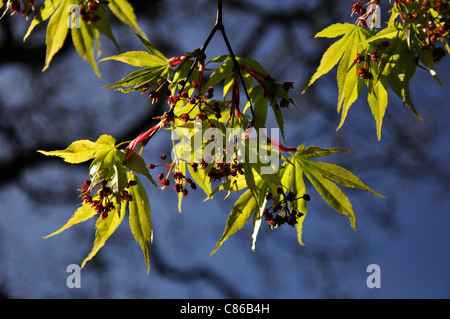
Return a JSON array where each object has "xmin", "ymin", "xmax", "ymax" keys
[
  {"xmin": 176, "ymin": 85, "xmax": 222, "ymax": 127},
  {"xmin": 149, "ymin": 154, "xmax": 197, "ymax": 196},
  {"xmin": 8, "ymin": 0, "xmax": 35, "ymax": 16},
  {"xmin": 80, "ymin": 0, "xmax": 110, "ymax": 22},
  {"xmin": 353, "ymin": 50, "xmax": 377, "ymax": 80},
  {"xmin": 207, "ymin": 161, "xmax": 244, "ymax": 183},
  {"xmin": 263, "ymin": 188, "xmax": 309, "ymax": 228},
  {"xmin": 80, "ymin": 179, "xmax": 136, "ymax": 219},
  {"xmin": 350, "ymin": 0, "xmax": 381, "ymax": 28},
  {"xmin": 397, "ymin": 0, "xmax": 449, "ymax": 62},
  {"xmin": 350, "ymin": 1, "xmax": 367, "ymax": 16}
]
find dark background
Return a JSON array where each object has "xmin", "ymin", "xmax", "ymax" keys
[{"xmin": 0, "ymin": 0, "xmax": 449, "ymax": 298}]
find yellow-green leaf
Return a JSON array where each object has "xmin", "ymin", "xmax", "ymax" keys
[
  {"xmin": 43, "ymin": 0, "xmax": 75, "ymax": 72},
  {"xmin": 100, "ymin": 51, "xmax": 168, "ymax": 67},
  {"xmin": 303, "ymin": 25, "xmax": 357, "ymax": 93},
  {"xmin": 363, "ymin": 25, "xmax": 401, "ymax": 44},
  {"xmin": 367, "ymin": 76, "xmax": 389, "ymax": 141},
  {"xmin": 251, "ymin": 182, "xmax": 269, "ymax": 252},
  {"xmin": 43, "ymin": 202, "xmax": 97, "ymax": 239},
  {"xmin": 299, "ymin": 159, "xmax": 384, "ymax": 198},
  {"xmin": 103, "ymin": 65, "xmax": 169, "ymax": 92},
  {"xmin": 211, "ymin": 188, "xmax": 255, "ymax": 255},
  {"xmin": 71, "ymin": 19, "xmax": 102, "ymax": 78},
  {"xmin": 127, "ymin": 173, "xmax": 152, "ymax": 273},
  {"xmin": 336, "ymin": 26, "xmax": 370, "ymax": 126},
  {"xmin": 38, "ymin": 134, "xmax": 116, "ymax": 164},
  {"xmin": 211, "ymin": 175, "xmax": 266, "ymax": 255},
  {"xmin": 24, "ymin": 0, "xmax": 62, "ymax": 41},
  {"xmin": 281, "ymin": 161, "xmax": 308, "ymax": 246},
  {"xmin": 302, "ymin": 165, "xmax": 357, "ymax": 230},
  {"xmin": 92, "ymin": 6, "xmax": 120, "ymax": 53},
  {"xmin": 81, "ymin": 199, "xmax": 126, "ymax": 269},
  {"xmin": 124, "ymin": 152, "xmax": 157, "ymax": 187},
  {"xmin": 38, "ymin": 139, "xmax": 98, "ymax": 163},
  {"xmin": 108, "ymin": 0, "xmax": 144, "ymax": 36},
  {"xmin": 313, "ymin": 23, "xmax": 356, "ymax": 39}
]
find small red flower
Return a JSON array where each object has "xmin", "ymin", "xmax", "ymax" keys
[
  {"xmin": 179, "ymin": 113, "xmax": 190, "ymax": 124},
  {"xmin": 168, "ymin": 55, "xmax": 188, "ymax": 67}
]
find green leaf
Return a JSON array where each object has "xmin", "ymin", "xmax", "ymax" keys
[
  {"xmin": 296, "ymin": 146, "xmax": 351, "ymax": 158},
  {"xmin": 313, "ymin": 23, "xmax": 357, "ymax": 39},
  {"xmin": 132, "ymin": 31, "xmax": 168, "ymax": 62},
  {"xmin": 211, "ymin": 176, "xmax": 266, "ymax": 255},
  {"xmin": 298, "ymin": 159, "xmax": 384, "ymax": 198},
  {"xmin": 24, "ymin": 0, "xmax": 62, "ymax": 41},
  {"xmin": 109, "ymin": 150, "xmax": 128, "ymax": 197},
  {"xmin": 364, "ymin": 25, "xmax": 401, "ymax": 44},
  {"xmin": 188, "ymin": 162, "xmax": 213, "ymax": 197},
  {"xmin": 89, "ymin": 150, "xmax": 113, "ymax": 187},
  {"xmin": 295, "ymin": 153, "xmax": 383, "ymax": 231},
  {"xmin": 251, "ymin": 182, "xmax": 269, "ymax": 252},
  {"xmin": 43, "ymin": 0, "xmax": 75, "ymax": 72},
  {"xmin": 92, "ymin": 6, "xmax": 120, "ymax": 53},
  {"xmin": 301, "ymin": 162, "xmax": 357, "ymax": 230},
  {"xmin": 38, "ymin": 139, "xmax": 98, "ymax": 163},
  {"xmin": 124, "ymin": 152, "xmax": 157, "ymax": 187},
  {"xmin": 270, "ymin": 103, "xmax": 286, "ymax": 142},
  {"xmin": 108, "ymin": 0, "xmax": 144, "ymax": 36},
  {"xmin": 100, "ymin": 51, "xmax": 168, "ymax": 67},
  {"xmin": 293, "ymin": 161, "xmax": 307, "ymax": 246},
  {"xmin": 71, "ymin": 19, "xmax": 102, "ymax": 78},
  {"xmin": 281, "ymin": 160, "xmax": 308, "ymax": 245},
  {"xmin": 127, "ymin": 173, "xmax": 152, "ymax": 273},
  {"xmin": 303, "ymin": 24, "xmax": 357, "ymax": 93},
  {"xmin": 205, "ymin": 60, "xmax": 233, "ymax": 89},
  {"xmin": 96, "ymin": 134, "xmax": 117, "ymax": 148},
  {"xmin": 81, "ymin": 198, "xmax": 127, "ymax": 269},
  {"xmin": 103, "ymin": 65, "xmax": 169, "ymax": 92},
  {"xmin": 43, "ymin": 202, "xmax": 97, "ymax": 238},
  {"xmin": 336, "ymin": 26, "xmax": 370, "ymax": 129},
  {"xmin": 251, "ymin": 86, "xmax": 268, "ymax": 129},
  {"xmin": 38, "ymin": 135, "xmax": 118, "ymax": 165},
  {"xmin": 383, "ymin": 37, "xmax": 423, "ymax": 121},
  {"xmin": 367, "ymin": 76, "xmax": 389, "ymax": 141},
  {"xmin": 88, "ymin": 141, "xmax": 128, "ymax": 201}
]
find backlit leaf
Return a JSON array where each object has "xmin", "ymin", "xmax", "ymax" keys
[
  {"xmin": 336, "ymin": 26, "xmax": 370, "ymax": 128},
  {"xmin": 295, "ymin": 149, "xmax": 383, "ymax": 231},
  {"xmin": 303, "ymin": 24, "xmax": 357, "ymax": 93},
  {"xmin": 367, "ymin": 76, "xmax": 389, "ymax": 141},
  {"xmin": 296, "ymin": 146, "xmax": 350, "ymax": 158},
  {"xmin": 103, "ymin": 65, "xmax": 169, "ymax": 92},
  {"xmin": 24, "ymin": 0, "xmax": 62, "ymax": 41},
  {"xmin": 313, "ymin": 23, "xmax": 356, "ymax": 38},
  {"xmin": 124, "ymin": 152, "xmax": 157, "ymax": 187},
  {"xmin": 43, "ymin": 202, "xmax": 97, "ymax": 239},
  {"xmin": 38, "ymin": 139, "xmax": 98, "ymax": 164},
  {"xmin": 251, "ymin": 86, "xmax": 268, "ymax": 129},
  {"xmin": 71, "ymin": 19, "xmax": 102, "ymax": 78},
  {"xmin": 108, "ymin": 0, "xmax": 144, "ymax": 36},
  {"xmin": 304, "ymin": 166, "xmax": 356, "ymax": 230},
  {"xmin": 299, "ymin": 159, "xmax": 384, "ymax": 198},
  {"xmin": 43, "ymin": 0, "xmax": 75, "ymax": 72},
  {"xmin": 81, "ymin": 198, "xmax": 126, "ymax": 269},
  {"xmin": 100, "ymin": 51, "xmax": 168, "ymax": 67},
  {"xmin": 281, "ymin": 160, "xmax": 308, "ymax": 245},
  {"xmin": 211, "ymin": 175, "xmax": 266, "ymax": 255},
  {"xmin": 127, "ymin": 173, "xmax": 152, "ymax": 273}
]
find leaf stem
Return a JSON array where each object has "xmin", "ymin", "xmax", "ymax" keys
[{"xmin": 170, "ymin": 0, "xmax": 255, "ymax": 119}]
